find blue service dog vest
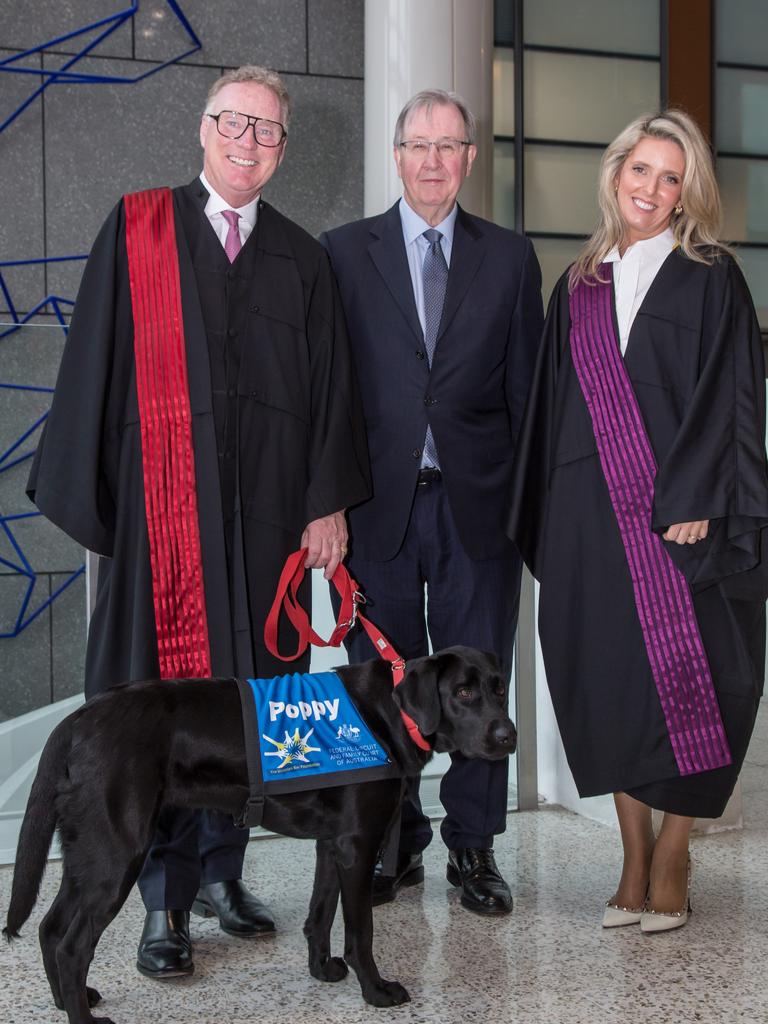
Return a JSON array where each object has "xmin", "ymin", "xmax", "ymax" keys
[
  {"xmin": 234, "ymin": 672, "xmax": 401, "ymax": 825},
  {"xmin": 251, "ymin": 670, "xmax": 393, "ymax": 785}
]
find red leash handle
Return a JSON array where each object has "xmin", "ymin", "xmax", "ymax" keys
[
  {"xmin": 263, "ymin": 550, "xmax": 431, "ymax": 751},
  {"xmin": 264, "ymin": 548, "xmax": 361, "ymax": 660}
]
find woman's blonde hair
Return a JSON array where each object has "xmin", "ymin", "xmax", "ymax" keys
[{"xmin": 569, "ymin": 109, "xmax": 730, "ymax": 288}]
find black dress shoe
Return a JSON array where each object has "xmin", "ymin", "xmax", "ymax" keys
[
  {"xmin": 136, "ymin": 910, "xmax": 194, "ymax": 979},
  {"xmin": 371, "ymin": 852, "xmax": 424, "ymax": 906},
  {"xmin": 191, "ymin": 879, "xmax": 276, "ymax": 936},
  {"xmin": 446, "ymin": 848, "xmax": 513, "ymax": 916}
]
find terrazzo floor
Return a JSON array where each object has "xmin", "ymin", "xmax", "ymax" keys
[{"xmin": 3, "ymin": 704, "xmax": 768, "ymax": 1024}]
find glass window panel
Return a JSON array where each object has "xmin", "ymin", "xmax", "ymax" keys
[
  {"xmin": 719, "ymin": 158, "xmax": 768, "ymax": 244},
  {"xmin": 493, "ymin": 47, "xmax": 515, "ymax": 137},
  {"xmin": 525, "ymin": 145, "xmax": 601, "ymax": 234},
  {"xmin": 715, "ymin": 0, "xmax": 768, "ymax": 65},
  {"xmin": 493, "ymin": 140, "xmax": 516, "ymax": 229},
  {"xmin": 494, "ymin": 1, "xmax": 515, "ymax": 46},
  {"xmin": 524, "ymin": 0, "xmax": 659, "ymax": 56},
  {"xmin": 532, "ymin": 237, "xmax": 585, "ymax": 306},
  {"xmin": 524, "ymin": 51, "xmax": 659, "ymax": 143},
  {"xmin": 736, "ymin": 247, "xmax": 768, "ymax": 328},
  {"xmin": 716, "ymin": 68, "xmax": 768, "ymax": 155}
]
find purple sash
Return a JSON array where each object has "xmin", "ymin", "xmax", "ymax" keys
[{"xmin": 568, "ymin": 268, "xmax": 731, "ymax": 776}]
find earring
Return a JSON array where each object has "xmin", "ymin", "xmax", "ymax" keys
[{"xmin": 674, "ymin": 204, "xmax": 683, "ymax": 214}]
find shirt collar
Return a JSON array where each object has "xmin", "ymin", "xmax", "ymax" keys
[
  {"xmin": 199, "ymin": 171, "xmax": 259, "ymax": 230},
  {"xmin": 604, "ymin": 227, "xmax": 676, "ymax": 264},
  {"xmin": 398, "ymin": 196, "xmax": 458, "ymax": 247}
]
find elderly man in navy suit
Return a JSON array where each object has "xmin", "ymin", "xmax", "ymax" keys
[{"xmin": 320, "ymin": 90, "xmax": 543, "ymax": 915}]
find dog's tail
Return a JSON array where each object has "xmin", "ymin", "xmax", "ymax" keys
[{"xmin": 3, "ymin": 715, "xmax": 72, "ymax": 941}]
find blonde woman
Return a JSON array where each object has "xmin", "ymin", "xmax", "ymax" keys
[{"xmin": 509, "ymin": 110, "xmax": 768, "ymax": 932}]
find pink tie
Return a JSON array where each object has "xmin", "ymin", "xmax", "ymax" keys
[{"xmin": 222, "ymin": 209, "xmax": 242, "ymax": 262}]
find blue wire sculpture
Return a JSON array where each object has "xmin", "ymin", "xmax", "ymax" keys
[
  {"xmin": 1, "ymin": 0, "xmax": 201, "ymax": 637},
  {"xmin": 0, "ymin": 1, "xmax": 202, "ymax": 133},
  {"xmin": 1, "ymin": 259, "xmax": 83, "ymax": 638}
]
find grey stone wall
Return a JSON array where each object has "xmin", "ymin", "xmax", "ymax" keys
[{"xmin": 0, "ymin": 0, "xmax": 364, "ymax": 720}]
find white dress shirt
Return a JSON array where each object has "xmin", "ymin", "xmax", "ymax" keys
[
  {"xmin": 604, "ymin": 228, "xmax": 676, "ymax": 354},
  {"xmin": 199, "ymin": 171, "xmax": 259, "ymax": 250}
]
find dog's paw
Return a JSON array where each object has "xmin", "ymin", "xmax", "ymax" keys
[
  {"xmin": 310, "ymin": 955, "xmax": 348, "ymax": 983},
  {"xmin": 363, "ymin": 979, "xmax": 410, "ymax": 1007},
  {"xmin": 87, "ymin": 986, "xmax": 103, "ymax": 1007}
]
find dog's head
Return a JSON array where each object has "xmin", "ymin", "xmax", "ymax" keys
[{"xmin": 392, "ymin": 646, "xmax": 517, "ymax": 759}]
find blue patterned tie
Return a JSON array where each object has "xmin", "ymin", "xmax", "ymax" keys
[{"xmin": 421, "ymin": 229, "xmax": 448, "ymax": 468}]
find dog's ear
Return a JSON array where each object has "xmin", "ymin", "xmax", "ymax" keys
[{"xmin": 392, "ymin": 655, "xmax": 443, "ymax": 736}]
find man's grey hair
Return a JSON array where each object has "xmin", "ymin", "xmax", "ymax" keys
[
  {"xmin": 392, "ymin": 89, "xmax": 476, "ymax": 147},
  {"xmin": 204, "ymin": 65, "xmax": 291, "ymax": 128}
]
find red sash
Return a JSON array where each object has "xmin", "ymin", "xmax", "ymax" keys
[{"xmin": 124, "ymin": 188, "xmax": 211, "ymax": 679}]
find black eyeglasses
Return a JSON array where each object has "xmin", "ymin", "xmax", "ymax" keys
[{"xmin": 206, "ymin": 110, "xmax": 287, "ymax": 147}]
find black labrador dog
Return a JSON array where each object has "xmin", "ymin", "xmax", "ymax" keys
[{"xmin": 4, "ymin": 646, "xmax": 515, "ymax": 1024}]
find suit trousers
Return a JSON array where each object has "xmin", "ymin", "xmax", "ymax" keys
[
  {"xmin": 138, "ymin": 808, "xmax": 248, "ymax": 910},
  {"xmin": 344, "ymin": 477, "xmax": 521, "ymax": 852}
]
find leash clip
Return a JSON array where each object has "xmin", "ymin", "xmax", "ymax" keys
[
  {"xmin": 340, "ymin": 589, "xmax": 367, "ymax": 632},
  {"xmin": 349, "ymin": 589, "xmax": 367, "ymax": 629}
]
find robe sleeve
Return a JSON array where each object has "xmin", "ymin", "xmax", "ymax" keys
[
  {"xmin": 303, "ymin": 247, "xmax": 372, "ymax": 525},
  {"xmin": 26, "ymin": 203, "xmax": 123, "ymax": 557},
  {"xmin": 506, "ymin": 273, "xmax": 569, "ymax": 578},
  {"xmin": 651, "ymin": 257, "xmax": 768, "ymax": 596}
]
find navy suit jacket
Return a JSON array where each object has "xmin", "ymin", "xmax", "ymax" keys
[{"xmin": 321, "ymin": 201, "xmax": 543, "ymax": 561}]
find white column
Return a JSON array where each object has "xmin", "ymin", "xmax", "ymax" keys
[{"xmin": 364, "ymin": 0, "xmax": 493, "ymax": 218}]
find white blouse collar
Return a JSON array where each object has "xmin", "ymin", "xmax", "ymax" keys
[{"xmin": 604, "ymin": 227, "xmax": 676, "ymax": 265}]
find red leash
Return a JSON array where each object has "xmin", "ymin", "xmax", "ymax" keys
[{"xmin": 264, "ymin": 550, "xmax": 431, "ymax": 752}]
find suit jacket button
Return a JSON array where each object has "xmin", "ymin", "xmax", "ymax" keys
[
  {"xmin": 250, "ymin": 305, "xmax": 259, "ymax": 313},
  {"xmin": 415, "ymin": 349, "xmax": 425, "ymax": 359},
  {"xmin": 412, "ymin": 448, "xmax": 421, "ymax": 458}
]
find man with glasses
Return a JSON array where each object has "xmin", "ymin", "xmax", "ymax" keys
[
  {"xmin": 321, "ymin": 90, "xmax": 543, "ymax": 916},
  {"xmin": 28, "ymin": 66, "xmax": 369, "ymax": 977}
]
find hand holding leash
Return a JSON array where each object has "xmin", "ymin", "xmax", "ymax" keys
[{"xmin": 264, "ymin": 550, "xmax": 430, "ymax": 750}]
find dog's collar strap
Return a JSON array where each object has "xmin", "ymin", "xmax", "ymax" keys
[
  {"xmin": 354, "ymin": 624, "xmax": 430, "ymax": 753},
  {"xmin": 264, "ymin": 550, "xmax": 431, "ymax": 752}
]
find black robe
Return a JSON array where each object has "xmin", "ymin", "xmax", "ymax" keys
[
  {"xmin": 508, "ymin": 250, "xmax": 768, "ymax": 817},
  {"xmin": 28, "ymin": 182, "xmax": 371, "ymax": 695}
]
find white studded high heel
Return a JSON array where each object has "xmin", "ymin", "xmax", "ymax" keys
[
  {"xmin": 640, "ymin": 856, "xmax": 692, "ymax": 934},
  {"xmin": 602, "ymin": 899, "xmax": 644, "ymax": 928}
]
